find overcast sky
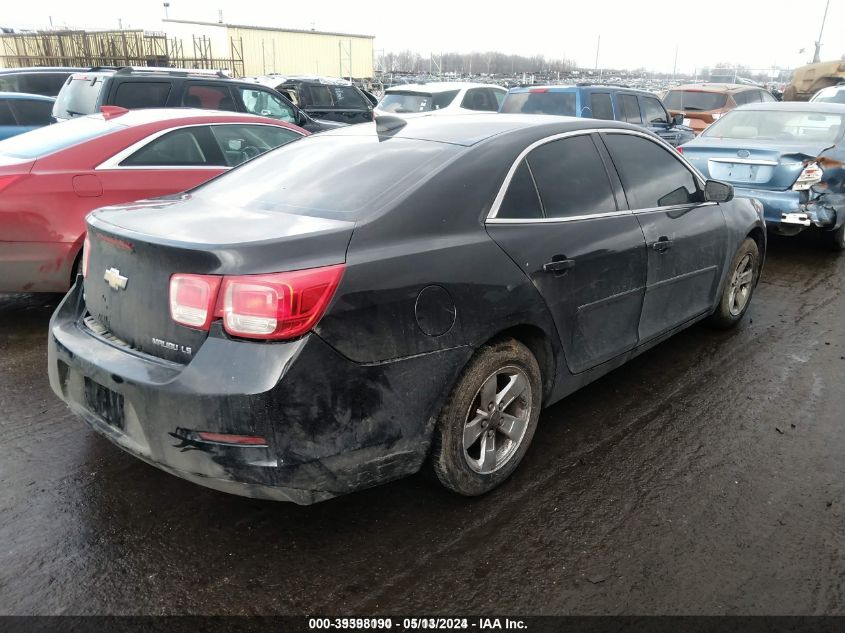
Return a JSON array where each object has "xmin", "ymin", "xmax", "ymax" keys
[{"xmin": 6, "ymin": 0, "xmax": 844, "ymax": 73}]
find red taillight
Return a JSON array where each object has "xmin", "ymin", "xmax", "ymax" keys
[
  {"xmin": 81, "ymin": 233, "xmax": 91, "ymax": 278},
  {"xmin": 529, "ymin": 88, "xmax": 549, "ymax": 93},
  {"xmin": 218, "ymin": 265, "xmax": 344, "ymax": 340},
  {"xmin": 0, "ymin": 174, "xmax": 22, "ymax": 193},
  {"xmin": 169, "ymin": 274, "xmax": 222, "ymax": 331},
  {"xmin": 676, "ymin": 146, "xmax": 684, "ymax": 154},
  {"xmin": 196, "ymin": 432, "xmax": 268, "ymax": 446}
]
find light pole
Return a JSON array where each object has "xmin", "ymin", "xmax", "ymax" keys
[{"xmin": 812, "ymin": 0, "xmax": 830, "ymax": 63}]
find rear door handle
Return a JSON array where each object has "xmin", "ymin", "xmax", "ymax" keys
[
  {"xmin": 543, "ymin": 257, "xmax": 576, "ymax": 275},
  {"xmin": 651, "ymin": 236, "xmax": 674, "ymax": 253}
]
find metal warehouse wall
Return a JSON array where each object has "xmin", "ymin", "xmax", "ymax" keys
[{"xmin": 228, "ymin": 27, "xmax": 374, "ymax": 78}]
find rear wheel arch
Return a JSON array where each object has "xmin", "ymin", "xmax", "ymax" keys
[{"xmin": 482, "ymin": 324, "xmax": 556, "ymax": 402}]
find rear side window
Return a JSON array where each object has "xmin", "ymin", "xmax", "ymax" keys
[
  {"xmin": 527, "ymin": 135, "xmax": 616, "ymax": 219},
  {"xmin": 618, "ymin": 94, "xmax": 642, "ymax": 123},
  {"xmin": 182, "ymin": 84, "xmax": 236, "ymax": 110},
  {"xmin": 121, "ymin": 127, "xmax": 222, "ymax": 167},
  {"xmin": 0, "ymin": 115, "xmax": 122, "ymax": 158},
  {"xmin": 589, "ymin": 93, "xmax": 614, "ymax": 120},
  {"xmin": 53, "ymin": 76, "xmax": 105, "ymax": 119},
  {"xmin": 307, "ymin": 85, "xmax": 369, "ymax": 109},
  {"xmin": 500, "ymin": 91, "xmax": 577, "ymax": 116},
  {"xmin": 733, "ymin": 90, "xmax": 760, "ymax": 106},
  {"xmin": 760, "ymin": 91, "xmax": 776, "ymax": 102},
  {"xmin": 432, "ymin": 90, "xmax": 460, "ymax": 109},
  {"xmin": 497, "ymin": 160, "xmax": 543, "ymax": 219},
  {"xmin": 8, "ymin": 99, "xmax": 54, "ymax": 125},
  {"xmin": 113, "ymin": 82, "xmax": 171, "ymax": 108},
  {"xmin": 603, "ymin": 133, "xmax": 698, "ymax": 208}
]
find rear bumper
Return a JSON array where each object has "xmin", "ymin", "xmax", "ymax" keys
[
  {"xmin": 0, "ymin": 240, "xmax": 76, "ymax": 293},
  {"xmin": 734, "ymin": 188, "xmax": 837, "ymax": 235},
  {"xmin": 48, "ymin": 283, "xmax": 471, "ymax": 504}
]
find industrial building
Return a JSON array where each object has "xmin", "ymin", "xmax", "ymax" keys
[
  {"xmin": 162, "ymin": 19, "xmax": 374, "ymax": 78},
  {"xmin": 0, "ymin": 20, "xmax": 375, "ymax": 79}
]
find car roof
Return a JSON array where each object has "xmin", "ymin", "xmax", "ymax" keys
[
  {"xmin": 324, "ymin": 113, "xmax": 635, "ymax": 146},
  {"xmin": 85, "ymin": 108, "xmax": 302, "ymax": 128},
  {"xmin": 507, "ymin": 84, "xmax": 656, "ymax": 96},
  {"xmin": 385, "ymin": 82, "xmax": 500, "ymax": 93},
  {"xmin": 670, "ymin": 83, "xmax": 760, "ymax": 93},
  {"xmin": 732, "ymin": 101, "xmax": 845, "ymax": 114},
  {"xmin": 0, "ymin": 92, "xmax": 55, "ymax": 101},
  {"xmin": 0, "ymin": 66, "xmax": 90, "ymax": 74},
  {"xmin": 261, "ymin": 75, "xmax": 353, "ymax": 86}
]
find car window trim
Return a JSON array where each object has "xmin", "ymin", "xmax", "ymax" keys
[
  {"xmin": 487, "ymin": 128, "xmax": 708, "ymax": 223},
  {"xmin": 95, "ymin": 122, "xmax": 303, "ymax": 171}
]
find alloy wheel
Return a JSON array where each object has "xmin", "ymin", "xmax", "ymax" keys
[
  {"xmin": 728, "ymin": 253, "xmax": 754, "ymax": 316},
  {"xmin": 462, "ymin": 366, "xmax": 532, "ymax": 474}
]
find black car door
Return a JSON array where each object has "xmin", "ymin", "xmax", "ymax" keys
[
  {"xmin": 485, "ymin": 132, "xmax": 648, "ymax": 374},
  {"xmin": 600, "ymin": 131, "xmax": 728, "ymax": 343}
]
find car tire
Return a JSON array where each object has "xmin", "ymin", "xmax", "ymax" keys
[
  {"xmin": 822, "ymin": 223, "xmax": 845, "ymax": 252},
  {"xmin": 429, "ymin": 338, "xmax": 542, "ymax": 496},
  {"xmin": 710, "ymin": 237, "xmax": 761, "ymax": 329}
]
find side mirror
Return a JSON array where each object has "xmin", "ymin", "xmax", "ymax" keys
[
  {"xmin": 672, "ymin": 113, "xmax": 685, "ymax": 126},
  {"xmin": 704, "ymin": 179, "xmax": 734, "ymax": 203}
]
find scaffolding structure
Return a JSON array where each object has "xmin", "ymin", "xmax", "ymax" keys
[{"xmin": 0, "ymin": 29, "xmax": 245, "ymax": 76}]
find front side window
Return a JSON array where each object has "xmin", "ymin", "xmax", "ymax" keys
[
  {"xmin": 603, "ymin": 133, "xmax": 698, "ymax": 209},
  {"xmin": 121, "ymin": 127, "xmax": 220, "ymax": 167},
  {"xmin": 641, "ymin": 97, "xmax": 668, "ymax": 124},
  {"xmin": 432, "ymin": 90, "xmax": 460, "ymax": 109},
  {"xmin": 307, "ymin": 85, "xmax": 368, "ymax": 109},
  {"xmin": 113, "ymin": 81, "xmax": 171, "ymax": 109},
  {"xmin": 0, "ymin": 100, "xmax": 15, "ymax": 126},
  {"xmin": 209, "ymin": 124, "xmax": 302, "ymax": 167},
  {"xmin": 618, "ymin": 94, "xmax": 642, "ymax": 124},
  {"xmin": 238, "ymin": 88, "xmax": 296, "ymax": 123},
  {"xmin": 497, "ymin": 160, "xmax": 543, "ymax": 219},
  {"xmin": 589, "ymin": 93, "xmax": 614, "ymax": 120},
  {"xmin": 527, "ymin": 135, "xmax": 616, "ymax": 219},
  {"xmin": 759, "ymin": 90, "xmax": 777, "ymax": 102}
]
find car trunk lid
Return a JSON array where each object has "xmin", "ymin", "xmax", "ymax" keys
[
  {"xmin": 681, "ymin": 138, "xmax": 833, "ymax": 190},
  {"xmin": 83, "ymin": 196, "xmax": 354, "ymax": 363}
]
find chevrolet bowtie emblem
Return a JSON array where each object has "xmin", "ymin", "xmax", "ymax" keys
[{"xmin": 104, "ymin": 267, "xmax": 128, "ymax": 291}]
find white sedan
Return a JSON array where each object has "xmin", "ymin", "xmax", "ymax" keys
[{"xmin": 375, "ymin": 82, "xmax": 506, "ymax": 118}]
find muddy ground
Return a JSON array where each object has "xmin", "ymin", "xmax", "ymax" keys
[{"xmin": 0, "ymin": 232, "xmax": 843, "ymax": 615}]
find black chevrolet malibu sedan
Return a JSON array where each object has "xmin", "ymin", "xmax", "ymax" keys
[{"xmin": 48, "ymin": 114, "xmax": 766, "ymax": 504}]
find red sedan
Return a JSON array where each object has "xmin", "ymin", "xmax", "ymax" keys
[{"xmin": 0, "ymin": 108, "xmax": 306, "ymax": 292}]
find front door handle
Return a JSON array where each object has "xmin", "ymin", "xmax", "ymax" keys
[
  {"xmin": 543, "ymin": 257, "xmax": 576, "ymax": 275},
  {"xmin": 651, "ymin": 236, "xmax": 674, "ymax": 253}
]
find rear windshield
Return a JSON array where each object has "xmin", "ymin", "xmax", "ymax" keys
[
  {"xmin": 53, "ymin": 76, "xmax": 106, "ymax": 119},
  {"xmin": 378, "ymin": 90, "xmax": 459, "ymax": 113},
  {"xmin": 307, "ymin": 84, "xmax": 369, "ymax": 109},
  {"xmin": 192, "ymin": 135, "xmax": 461, "ymax": 220},
  {"xmin": 0, "ymin": 115, "xmax": 123, "ymax": 159},
  {"xmin": 702, "ymin": 109, "xmax": 845, "ymax": 143},
  {"xmin": 812, "ymin": 88, "xmax": 845, "ymax": 104},
  {"xmin": 663, "ymin": 90, "xmax": 728, "ymax": 111},
  {"xmin": 500, "ymin": 91, "xmax": 577, "ymax": 116}
]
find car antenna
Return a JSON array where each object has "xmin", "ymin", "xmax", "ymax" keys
[{"xmin": 375, "ymin": 114, "xmax": 406, "ymax": 137}]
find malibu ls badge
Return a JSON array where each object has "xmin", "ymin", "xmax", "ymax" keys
[{"xmin": 104, "ymin": 267, "xmax": 128, "ymax": 291}]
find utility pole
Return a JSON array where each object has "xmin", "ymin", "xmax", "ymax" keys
[
  {"xmin": 594, "ymin": 34, "xmax": 600, "ymax": 72},
  {"xmin": 672, "ymin": 44, "xmax": 678, "ymax": 80},
  {"xmin": 813, "ymin": 0, "xmax": 830, "ymax": 63}
]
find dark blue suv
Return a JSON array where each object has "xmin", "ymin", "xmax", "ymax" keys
[{"xmin": 500, "ymin": 84, "xmax": 694, "ymax": 147}]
